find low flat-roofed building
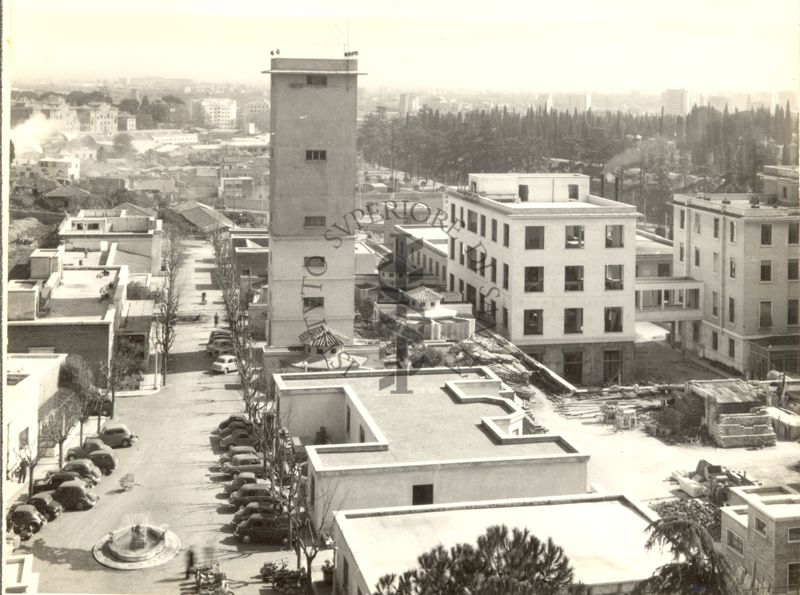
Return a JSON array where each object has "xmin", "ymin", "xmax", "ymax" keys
[
  {"xmin": 721, "ymin": 485, "xmax": 800, "ymax": 593},
  {"xmin": 392, "ymin": 224, "xmax": 449, "ymax": 287},
  {"xmin": 58, "ymin": 208, "xmax": 163, "ymax": 275},
  {"xmin": 7, "ymin": 248, "xmax": 129, "ymax": 366},
  {"xmin": 635, "ymin": 231, "xmax": 673, "ymax": 279},
  {"xmin": 274, "ymin": 366, "xmax": 588, "ymax": 529},
  {"xmin": 229, "ymin": 228, "xmax": 270, "ymax": 301},
  {"xmin": 332, "ymin": 492, "xmax": 670, "ymax": 595}
]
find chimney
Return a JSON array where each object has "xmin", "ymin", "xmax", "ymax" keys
[{"xmin": 614, "ymin": 176, "xmax": 620, "ymax": 202}]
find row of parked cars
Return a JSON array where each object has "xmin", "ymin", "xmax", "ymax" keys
[
  {"xmin": 206, "ymin": 330, "xmax": 239, "ymax": 376},
  {"xmin": 212, "ymin": 415, "xmax": 291, "ymax": 545},
  {"xmin": 6, "ymin": 422, "xmax": 138, "ymax": 537}
]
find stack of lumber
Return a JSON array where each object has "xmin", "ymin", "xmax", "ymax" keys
[{"xmin": 552, "ymin": 390, "xmax": 666, "ymax": 420}]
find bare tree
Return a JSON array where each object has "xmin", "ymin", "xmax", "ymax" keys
[
  {"xmin": 39, "ymin": 391, "xmax": 77, "ymax": 468},
  {"xmin": 14, "ymin": 439, "xmax": 45, "ymax": 498},
  {"xmin": 154, "ymin": 229, "xmax": 182, "ymax": 385},
  {"xmin": 98, "ymin": 338, "xmax": 145, "ymax": 427},
  {"xmin": 59, "ymin": 354, "xmax": 98, "ymax": 445}
]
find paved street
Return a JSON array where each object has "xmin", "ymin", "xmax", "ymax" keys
[{"xmin": 20, "ymin": 240, "xmax": 299, "ymax": 595}]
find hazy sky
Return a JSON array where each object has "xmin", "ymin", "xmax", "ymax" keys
[{"xmin": 7, "ymin": 0, "xmax": 799, "ymax": 93}]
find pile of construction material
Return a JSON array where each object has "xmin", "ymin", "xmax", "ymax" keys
[
  {"xmin": 550, "ymin": 385, "xmax": 675, "ymax": 425},
  {"xmin": 454, "ymin": 336, "xmax": 531, "ymax": 386}
]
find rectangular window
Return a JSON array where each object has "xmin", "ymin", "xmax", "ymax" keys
[
  {"xmin": 605, "ymin": 265, "xmax": 624, "ymax": 290},
  {"xmin": 789, "ymin": 222, "xmax": 799, "ymax": 245},
  {"xmin": 304, "ymin": 216, "xmax": 326, "ymax": 227},
  {"xmin": 523, "ymin": 309, "xmax": 543, "ymax": 335},
  {"xmin": 412, "ymin": 484, "xmax": 433, "ymax": 506},
  {"xmin": 568, "ymin": 184, "xmax": 579, "ymax": 199},
  {"xmin": 480, "ymin": 214, "xmax": 486, "ymax": 237},
  {"xmin": 789, "ymin": 259, "xmax": 799, "ymax": 281},
  {"xmin": 605, "ymin": 225, "xmax": 624, "ymax": 248},
  {"xmin": 729, "ymin": 221, "xmax": 736, "ymax": 243},
  {"xmin": 564, "ymin": 308, "xmax": 584, "ymax": 334},
  {"xmin": 564, "ymin": 266, "xmax": 584, "ymax": 291},
  {"xmin": 692, "ymin": 321, "xmax": 700, "ymax": 343},
  {"xmin": 491, "ymin": 219, "xmax": 497, "ymax": 242},
  {"xmin": 565, "ymin": 225, "xmax": 585, "ymax": 249},
  {"xmin": 694, "ymin": 213, "xmax": 701, "ymax": 233},
  {"xmin": 305, "ymin": 149, "xmax": 327, "ymax": 161},
  {"xmin": 303, "ymin": 296, "xmax": 324, "ymax": 312},
  {"xmin": 503, "ymin": 263, "xmax": 509, "ymax": 290},
  {"xmin": 525, "ymin": 226, "xmax": 544, "ymax": 249},
  {"xmin": 728, "ymin": 297, "xmax": 735, "ymax": 324},
  {"xmin": 713, "ymin": 217, "xmax": 720, "ymax": 239},
  {"xmin": 450, "ymin": 203, "xmax": 456, "ymax": 223},
  {"xmin": 563, "ymin": 352, "xmax": 583, "ymax": 384},
  {"xmin": 754, "ymin": 516, "xmax": 767, "ymax": 535},
  {"xmin": 679, "ymin": 209, "xmax": 685, "ymax": 229},
  {"xmin": 306, "ymin": 74, "xmax": 327, "ymax": 86},
  {"xmin": 658, "ymin": 263, "xmax": 671, "ymax": 277},
  {"xmin": 711, "ymin": 331, "xmax": 719, "ymax": 351},
  {"xmin": 729, "ymin": 257, "xmax": 736, "ymax": 279},
  {"xmin": 449, "ymin": 237, "xmax": 455, "ymax": 261},
  {"xmin": 466, "ymin": 284, "xmax": 477, "ymax": 307},
  {"xmin": 790, "ymin": 563, "xmax": 800, "ymax": 590},
  {"xmin": 525, "ymin": 266, "xmax": 544, "ymax": 292},
  {"xmin": 604, "ymin": 307, "xmax": 623, "ymax": 333},
  {"xmin": 490, "ymin": 257, "xmax": 497, "ymax": 283},
  {"xmin": 789, "ymin": 299, "xmax": 799, "ymax": 326},
  {"xmin": 726, "ymin": 530, "xmax": 744, "ymax": 554},
  {"xmin": 342, "ymin": 558, "xmax": 349, "ymax": 592},
  {"xmin": 761, "ymin": 224, "xmax": 772, "ymax": 245},
  {"xmin": 694, "ymin": 247, "xmax": 700, "ymax": 267},
  {"xmin": 788, "ymin": 527, "xmax": 800, "ymax": 542},
  {"xmin": 502, "ymin": 307, "xmax": 509, "ymax": 329},
  {"xmin": 458, "ymin": 279, "xmax": 464, "ymax": 295},
  {"xmin": 345, "ymin": 405, "xmax": 351, "ymax": 433},
  {"xmin": 679, "ymin": 243, "xmax": 684, "ymax": 262},
  {"xmin": 728, "ymin": 338, "xmax": 735, "ymax": 358},
  {"xmin": 761, "ymin": 260, "xmax": 772, "ymax": 282},
  {"xmin": 503, "ymin": 224, "xmax": 510, "ymax": 247},
  {"xmin": 449, "ymin": 273, "xmax": 454, "ymax": 291},
  {"xmin": 467, "ymin": 210, "xmax": 478, "ymax": 233},
  {"xmin": 713, "ymin": 252, "xmax": 720, "ymax": 274},
  {"xmin": 459, "ymin": 241, "xmax": 464, "ymax": 265},
  {"xmin": 759, "ymin": 301, "xmax": 772, "ymax": 328},
  {"xmin": 712, "ymin": 291, "xmax": 719, "ymax": 318},
  {"xmin": 460, "ymin": 207, "xmax": 464, "ymax": 225}
]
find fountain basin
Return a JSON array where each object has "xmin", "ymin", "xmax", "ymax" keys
[{"xmin": 93, "ymin": 524, "xmax": 181, "ymax": 570}]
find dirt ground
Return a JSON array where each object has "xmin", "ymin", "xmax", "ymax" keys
[{"xmin": 635, "ymin": 339, "xmax": 730, "ymax": 385}]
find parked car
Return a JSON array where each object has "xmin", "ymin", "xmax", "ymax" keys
[
  {"xmin": 219, "ymin": 445, "xmax": 257, "ymax": 465},
  {"xmin": 87, "ymin": 395, "xmax": 113, "ymax": 417},
  {"xmin": 27, "ymin": 491, "xmax": 64, "ymax": 521},
  {"xmin": 87, "ymin": 450, "xmax": 119, "ymax": 475},
  {"xmin": 234, "ymin": 513, "xmax": 291, "ymax": 544},
  {"xmin": 206, "ymin": 338, "xmax": 234, "ymax": 356},
  {"xmin": 67, "ymin": 438, "xmax": 112, "ymax": 461},
  {"xmin": 95, "ymin": 422, "xmax": 138, "ymax": 448},
  {"xmin": 231, "ymin": 501, "xmax": 283, "ymax": 527},
  {"xmin": 222, "ymin": 454, "xmax": 267, "ymax": 478},
  {"xmin": 6, "ymin": 505, "xmax": 46, "ymax": 534},
  {"xmin": 211, "ymin": 355, "xmax": 239, "ymax": 374},
  {"xmin": 229, "ymin": 484, "xmax": 281, "ymax": 509},
  {"xmin": 208, "ymin": 330, "xmax": 232, "ymax": 344},
  {"xmin": 218, "ymin": 414, "xmax": 249, "ymax": 432},
  {"xmin": 220, "ymin": 429, "xmax": 258, "ymax": 449},
  {"xmin": 219, "ymin": 421, "xmax": 254, "ymax": 440},
  {"xmin": 224, "ymin": 472, "xmax": 265, "ymax": 495},
  {"xmin": 61, "ymin": 459, "xmax": 103, "ymax": 482},
  {"xmin": 53, "ymin": 480, "xmax": 99, "ymax": 511},
  {"xmin": 33, "ymin": 471, "xmax": 93, "ymax": 494}
]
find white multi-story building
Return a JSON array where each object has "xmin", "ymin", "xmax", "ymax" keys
[
  {"xmin": 662, "ymin": 89, "xmax": 699, "ymax": 115},
  {"xmin": 37, "ymin": 157, "xmax": 80, "ymax": 183},
  {"xmin": 672, "ymin": 185, "xmax": 800, "ymax": 377},
  {"xmin": 77, "ymin": 103, "xmax": 119, "ymax": 135},
  {"xmin": 446, "ymin": 173, "xmax": 639, "ymax": 386},
  {"xmin": 197, "ymin": 98, "xmax": 238, "ymax": 129}
]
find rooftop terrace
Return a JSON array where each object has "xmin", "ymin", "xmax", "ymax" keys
[
  {"xmin": 277, "ymin": 368, "xmax": 580, "ymax": 470},
  {"xmin": 336, "ymin": 493, "xmax": 669, "ymax": 589}
]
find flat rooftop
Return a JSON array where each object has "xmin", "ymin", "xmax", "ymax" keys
[
  {"xmin": 48, "ymin": 269, "xmax": 119, "ymax": 320},
  {"xmin": 279, "ymin": 369, "xmax": 578, "ymax": 469},
  {"xmin": 636, "ymin": 233, "xmax": 673, "ymax": 257},
  {"xmin": 337, "ymin": 494, "xmax": 670, "ymax": 589}
]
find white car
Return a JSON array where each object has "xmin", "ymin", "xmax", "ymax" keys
[{"xmin": 211, "ymin": 355, "xmax": 239, "ymax": 374}]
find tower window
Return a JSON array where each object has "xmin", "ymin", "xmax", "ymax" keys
[
  {"xmin": 305, "ymin": 150, "xmax": 327, "ymax": 161},
  {"xmin": 306, "ymin": 75, "xmax": 327, "ymax": 86}
]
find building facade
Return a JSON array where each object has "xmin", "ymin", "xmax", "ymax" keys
[
  {"xmin": 672, "ymin": 192, "xmax": 800, "ymax": 377},
  {"xmin": 662, "ymin": 89, "xmax": 699, "ymax": 115},
  {"xmin": 267, "ymin": 58, "xmax": 361, "ymax": 345},
  {"xmin": 197, "ymin": 98, "xmax": 238, "ymax": 129},
  {"xmin": 77, "ymin": 103, "xmax": 120, "ymax": 135},
  {"xmin": 446, "ymin": 174, "xmax": 639, "ymax": 386}
]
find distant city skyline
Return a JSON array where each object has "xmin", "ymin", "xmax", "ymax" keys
[{"xmin": 7, "ymin": 0, "xmax": 799, "ymax": 94}]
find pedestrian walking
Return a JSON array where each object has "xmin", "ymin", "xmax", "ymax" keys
[
  {"xmin": 213, "ymin": 313, "xmax": 219, "ymax": 327},
  {"xmin": 185, "ymin": 547, "xmax": 195, "ymax": 579},
  {"xmin": 18, "ymin": 459, "xmax": 28, "ymax": 483}
]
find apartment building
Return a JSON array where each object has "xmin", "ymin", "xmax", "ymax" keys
[
  {"xmin": 266, "ymin": 58, "xmax": 362, "ymax": 345},
  {"xmin": 196, "ymin": 98, "xmax": 238, "ymax": 129},
  {"xmin": 760, "ymin": 165, "xmax": 799, "ymax": 207},
  {"xmin": 446, "ymin": 174, "xmax": 639, "ymax": 386},
  {"xmin": 76, "ymin": 103, "xmax": 120, "ymax": 135},
  {"xmin": 391, "ymin": 224, "xmax": 448, "ymax": 287},
  {"xmin": 721, "ymin": 485, "xmax": 800, "ymax": 594},
  {"xmin": 36, "ymin": 157, "xmax": 80, "ymax": 183},
  {"xmin": 118, "ymin": 113, "xmax": 137, "ymax": 131},
  {"xmin": 661, "ymin": 88, "xmax": 699, "ymax": 115},
  {"xmin": 672, "ymin": 192, "xmax": 800, "ymax": 377}
]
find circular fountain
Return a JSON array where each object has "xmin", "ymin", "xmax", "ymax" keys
[{"xmin": 93, "ymin": 524, "xmax": 181, "ymax": 570}]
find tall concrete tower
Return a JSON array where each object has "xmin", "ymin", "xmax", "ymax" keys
[{"xmin": 265, "ymin": 58, "xmax": 362, "ymax": 345}]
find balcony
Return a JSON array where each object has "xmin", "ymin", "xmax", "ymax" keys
[{"xmin": 634, "ymin": 277, "xmax": 704, "ymax": 322}]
